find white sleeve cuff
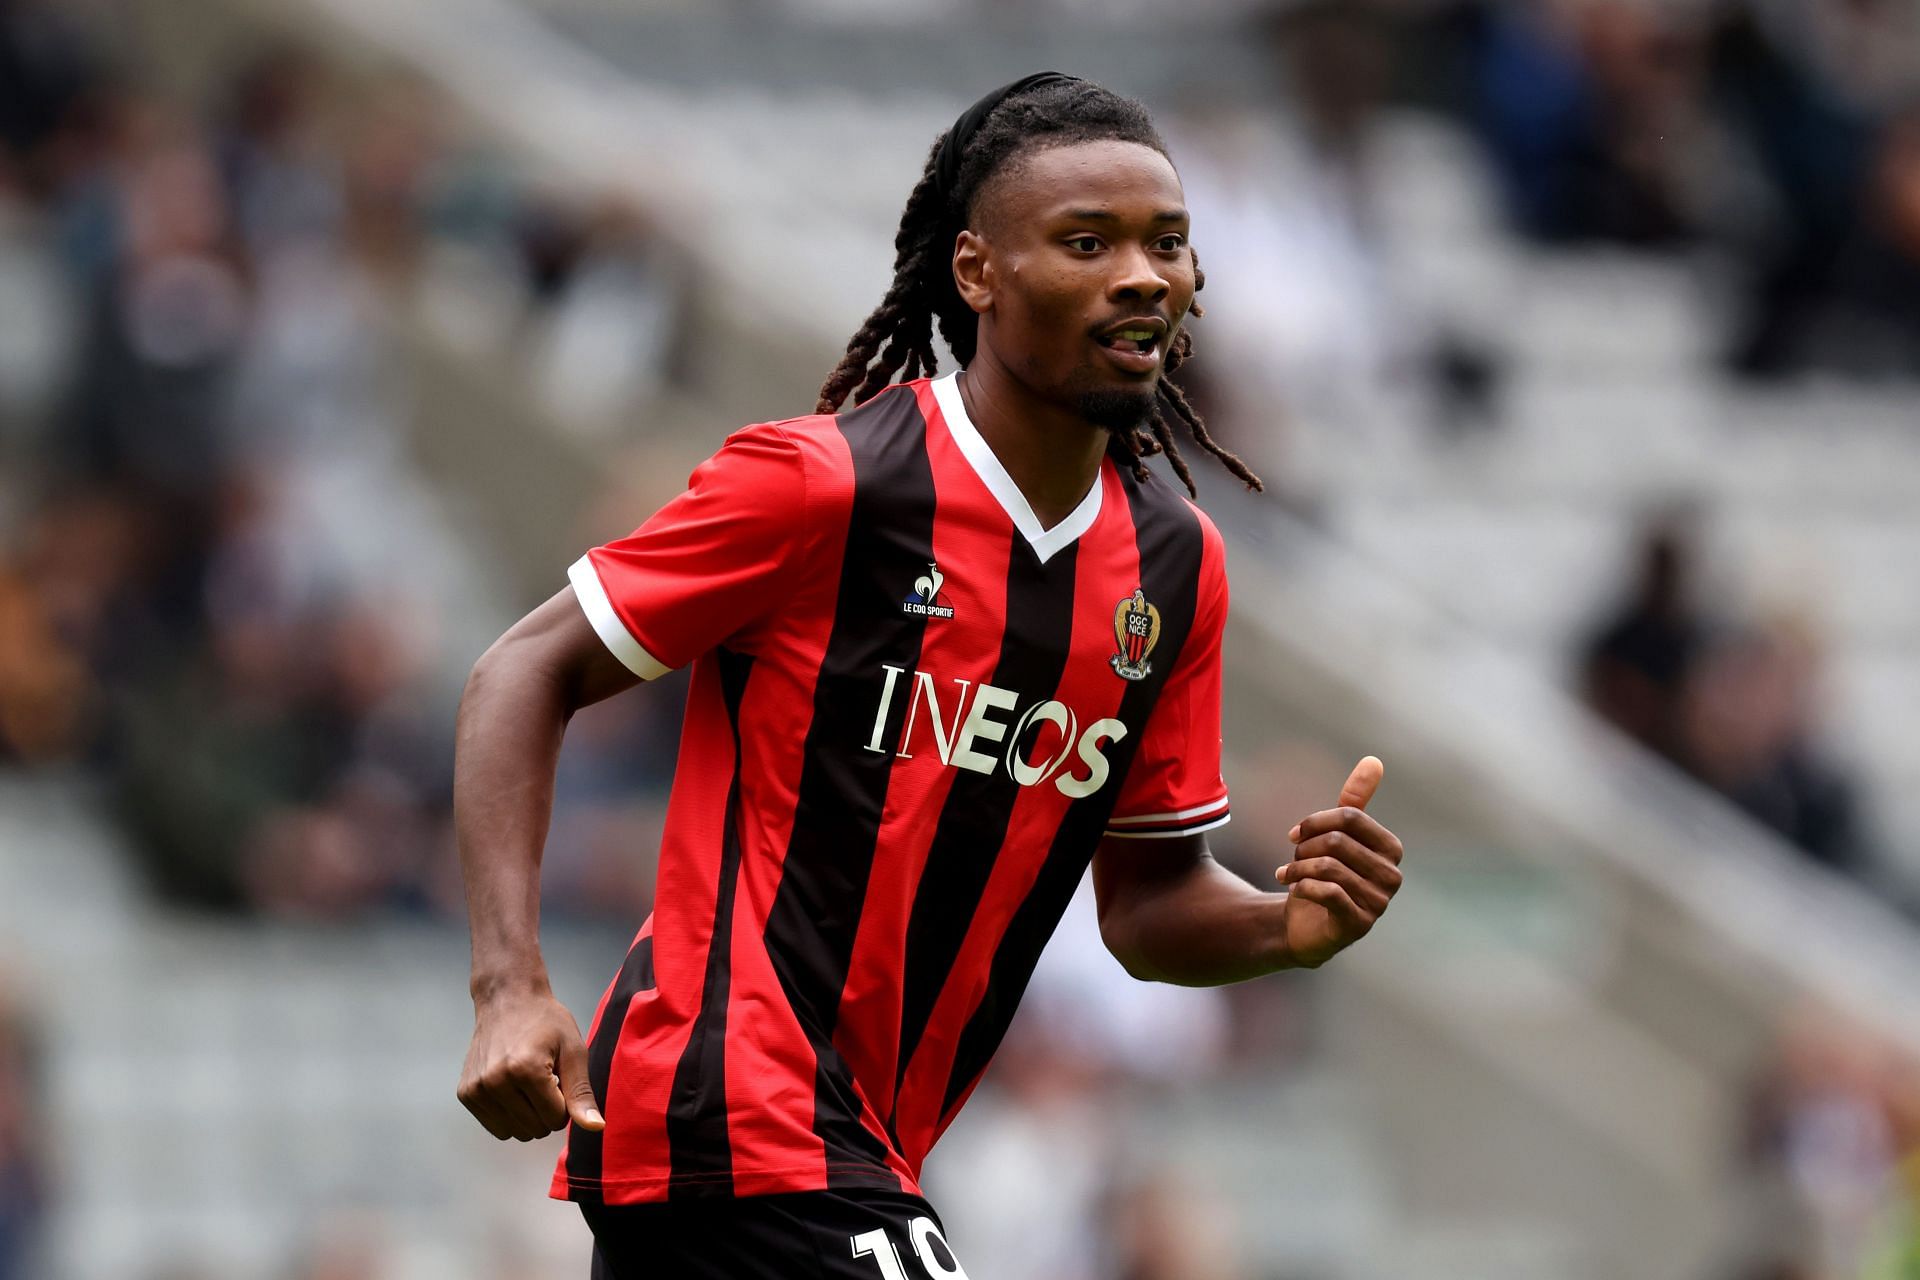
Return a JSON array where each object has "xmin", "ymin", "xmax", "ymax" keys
[
  {"xmin": 568, "ymin": 554, "xmax": 672, "ymax": 680},
  {"xmin": 1104, "ymin": 794, "xmax": 1232, "ymax": 839},
  {"xmin": 1102, "ymin": 812, "xmax": 1232, "ymax": 840}
]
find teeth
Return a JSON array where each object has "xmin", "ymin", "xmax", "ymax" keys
[{"xmin": 1118, "ymin": 329, "xmax": 1154, "ymax": 341}]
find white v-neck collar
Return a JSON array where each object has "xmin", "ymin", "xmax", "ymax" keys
[{"xmin": 930, "ymin": 372, "xmax": 1103, "ymax": 566}]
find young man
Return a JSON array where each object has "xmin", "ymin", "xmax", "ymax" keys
[{"xmin": 454, "ymin": 74, "xmax": 1407, "ymax": 1279}]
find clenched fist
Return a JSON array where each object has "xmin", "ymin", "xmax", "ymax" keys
[{"xmin": 457, "ymin": 988, "xmax": 605, "ymax": 1141}]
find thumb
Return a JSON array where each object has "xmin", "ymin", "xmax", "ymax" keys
[
  {"xmin": 557, "ymin": 1030, "xmax": 605, "ymax": 1131},
  {"xmin": 1337, "ymin": 755, "xmax": 1385, "ymax": 811}
]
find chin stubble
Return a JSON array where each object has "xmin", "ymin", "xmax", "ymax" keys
[{"xmin": 1076, "ymin": 385, "xmax": 1156, "ymax": 436}]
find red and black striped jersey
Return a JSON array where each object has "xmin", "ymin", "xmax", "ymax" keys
[{"xmin": 552, "ymin": 373, "xmax": 1231, "ymax": 1206}]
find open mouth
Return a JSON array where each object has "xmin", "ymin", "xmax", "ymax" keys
[
  {"xmin": 1100, "ymin": 328, "xmax": 1161, "ymax": 356},
  {"xmin": 1096, "ymin": 322, "xmax": 1165, "ymax": 373}
]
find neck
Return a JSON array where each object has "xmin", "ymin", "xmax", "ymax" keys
[{"xmin": 956, "ymin": 350, "xmax": 1110, "ymax": 532}]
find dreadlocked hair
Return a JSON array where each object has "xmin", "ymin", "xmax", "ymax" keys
[{"xmin": 816, "ymin": 79, "xmax": 1262, "ymax": 497}]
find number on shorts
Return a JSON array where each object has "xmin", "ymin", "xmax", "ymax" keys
[
  {"xmin": 908, "ymin": 1217, "xmax": 968, "ymax": 1279},
  {"xmin": 850, "ymin": 1220, "xmax": 970, "ymax": 1280},
  {"xmin": 850, "ymin": 1228, "xmax": 910, "ymax": 1280}
]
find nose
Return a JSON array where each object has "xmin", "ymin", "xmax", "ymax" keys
[{"xmin": 1108, "ymin": 243, "xmax": 1170, "ymax": 305}]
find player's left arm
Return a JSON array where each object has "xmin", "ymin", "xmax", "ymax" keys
[
  {"xmin": 1092, "ymin": 755, "xmax": 1404, "ymax": 982},
  {"xmin": 1090, "ymin": 513, "xmax": 1404, "ymax": 983}
]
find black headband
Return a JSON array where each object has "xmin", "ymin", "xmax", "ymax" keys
[{"xmin": 933, "ymin": 71, "xmax": 1084, "ymax": 208}]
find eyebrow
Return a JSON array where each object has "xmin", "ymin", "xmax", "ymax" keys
[{"xmin": 1057, "ymin": 207, "xmax": 1190, "ymax": 224}]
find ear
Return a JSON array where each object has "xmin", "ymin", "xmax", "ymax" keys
[{"xmin": 952, "ymin": 229, "xmax": 993, "ymax": 316}]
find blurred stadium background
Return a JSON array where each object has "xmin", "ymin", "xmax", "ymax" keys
[{"xmin": 3, "ymin": 0, "xmax": 1920, "ymax": 1276}]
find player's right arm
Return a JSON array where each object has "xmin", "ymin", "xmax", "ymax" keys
[
  {"xmin": 452, "ymin": 420, "xmax": 825, "ymax": 1142},
  {"xmin": 453, "ymin": 588, "xmax": 639, "ymax": 1141}
]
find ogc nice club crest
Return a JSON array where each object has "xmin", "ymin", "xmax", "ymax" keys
[{"xmin": 1110, "ymin": 588, "xmax": 1161, "ymax": 681}]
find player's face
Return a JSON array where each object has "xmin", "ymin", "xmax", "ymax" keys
[{"xmin": 957, "ymin": 139, "xmax": 1194, "ymax": 432}]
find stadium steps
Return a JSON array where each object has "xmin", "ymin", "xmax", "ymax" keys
[
  {"xmin": 0, "ymin": 774, "xmax": 623, "ymax": 1278},
  {"xmin": 1305, "ymin": 239, "xmax": 1920, "ymax": 889},
  {"xmin": 1209, "ymin": 504, "xmax": 1920, "ymax": 1279}
]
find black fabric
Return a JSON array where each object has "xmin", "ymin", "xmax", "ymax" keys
[
  {"xmin": 889, "ymin": 535, "xmax": 1080, "ymax": 1128},
  {"xmin": 664, "ymin": 646, "xmax": 756, "ymax": 1194},
  {"xmin": 566, "ymin": 934, "xmax": 657, "ymax": 1199},
  {"xmin": 932, "ymin": 72, "xmax": 1082, "ymax": 206},
  {"xmin": 761, "ymin": 383, "xmax": 936, "ymax": 1187},
  {"xmin": 582, "ymin": 1187, "xmax": 955, "ymax": 1280},
  {"xmin": 938, "ymin": 469, "xmax": 1205, "ymax": 1121}
]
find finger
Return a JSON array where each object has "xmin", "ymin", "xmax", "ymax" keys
[
  {"xmin": 1290, "ymin": 808, "xmax": 1404, "ymax": 862},
  {"xmin": 467, "ymin": 1082, "xmax": 540, "ymax": 1141},
  {"xmin": 1288, "ymin": 831, "xmax": 1404, "ymax": 888},
  {"xmin": 1277, "ymin": 856, "xmax": 1393, "ymax": 914},
  {"xmin": 507, "ymin": 1092, "xmax": 555, "ymax": 1141},
  {"xmin": 1287, "ymin": 756, "xmax": 1385, "ymax": 843},
  {"xmin": 485, "ymin": 1059, "xmax": 557, "ymax": 1138},
  {"xmin": 505, "ymin": 1049, "xmax": 575, "ymax": 1135},
  {"xmin": 457, "ymin": 1082, "xmax": 515, "ymax": 1141},
  {"xmin": 1279, "ymin": 843, "xmax": 1399, "ymax": 899},
  {"xmin": 557, "ymin": 1028, "xmax": 606, "ymax": 1131},
  {"xmin": 1288, "ymin": 877, "xmax": 1373, "ymax": 935},
  {"xmin": 1339, "ymin": 756, "xmax": 1384, "ymax": 810},
  {"xmin": 493, "ymin": 1087, "xmax": 547, "ymax": 1141},
  {"xmin": 521, "ymin": 1062, "xmax": 570, "ymax": 1134}
]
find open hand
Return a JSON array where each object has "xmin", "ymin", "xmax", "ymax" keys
[
  {"xmin": 1275, "ymin": 755, "xmax": 1405, "ymax": 969},
  {"xmin": 457, "ymin": 988, "xmax": 605, "ymax": 1141}
]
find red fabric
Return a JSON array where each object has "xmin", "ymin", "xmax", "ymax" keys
[
  {"xmin": 551, "ymin": 382, "xmax": 1230, "ymax": 1206},
  {"xmin": 1106, "ymin": 509, "xmax": 1231, "ymax": 833},
  {"xmin": 582, "ymin": 423, "xmax": 820, "ymax": 671}
]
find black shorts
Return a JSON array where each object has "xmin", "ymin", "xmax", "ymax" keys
[{"xmin": 580, "ymin": 1187, "xmax": 971, "ymax": 1280}]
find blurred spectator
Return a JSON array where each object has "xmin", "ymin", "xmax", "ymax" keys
[
  {"xmin": 1581, "ymin": 518, "xmax": 1876, "ymax": 880},
  {"xmin": 1104, "ymin": 1172, "xmax": 1247, "ymax": 1280},
  {"xmin": 1866, "ymin": 1062, "xmax": 1920, "ymax": 1277},
  {"xmin": 1409, "ymin": 0, "xmax": 1920, "ymax": 374},
  {"xmin": 1707, "ymin": 0, "xmax": 1920, "ymax": 377},
  {"xmin": 0, "ymin": 23, "xmax": 690, "ymax": 921},
  {"xmin": 1177, "ymin": 1, "xmax": 1505, "ymax": 490},
  {"xmin": 61, "ymin": 96, "xmax": 250, "ymax": 494},
  {"xmin": 213, "ymin": 44, "xmax": 341, "ymax": 260},
  {"xmin": 1781, "ymin": 103, "xmax": 1920, "ymax": 377},
  {"xmin": 0, "ymin": 977, "xmax": 47, "ymax": 1280},
  {"xmin": 1677, "ymin": 615, "xmax": 1868, "ymax": 878},
  {"xmin": 524, "ymin": 196, "xmax": 689, "ymax": 438},
  {"xmin": 0, "ymin": 556, "xmax": 88, "ymax": 763},
  {"xmin": 1454, "ymin": 0, "xmax": 1714, "ymax": 246},
  {"xmin": 1730, "ymin": 1005, "xmax": 1920, "ymax": 1280},
  {"xmin": 0, "ymin": 0, "xmax": 104, "ymax": 200},
  {"xmin": 1579, "ymin": 512, "xmax": 1712, "ymax": 765}
]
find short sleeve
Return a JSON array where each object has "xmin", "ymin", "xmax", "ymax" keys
[
  {"xmin": 1104, "ymin": 522, "xmax": 1231, "ymax": 839},
  {"xmin": 568, "ymin": 423, "xmax": 808, "ymax": 678}
]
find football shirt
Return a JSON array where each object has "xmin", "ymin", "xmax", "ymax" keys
[{"xmin": 554, "ymin": 373, "xmax": 1230, "ymax": 1204}]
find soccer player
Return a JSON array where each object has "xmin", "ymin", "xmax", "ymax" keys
[{"xmin": 454, "ymin": 74, "xmax": 1407, "ymax": 1278}]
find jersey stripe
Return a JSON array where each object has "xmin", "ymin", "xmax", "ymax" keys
[
  {"xmin": 934, "ymin": 471, "xmax": 1205, "ymax": 1128},
  {"xmin": 886, "ymin": 462, "xmax": 1137, "ymax": 1164},
  {"xmin": 832, "ymin": 381, "xmax": 1008, "ymax": 1130},
  {"xmin": 760, "ymin": 385, "xmax": 936, "ymax": 1189},
  {"xmin": 889, "ymin": 533, "xmax": 1080, "ymax": 1125},
  {"xmin": 663, "ymin": 647, "xmax": 754, "ymax": 1193},
  {"xmin": 596, "ymin": 660, "xmax": 740, "ymax": 1192},
  {"xmin": 721, "ymin": 426, "xmax": 881, "ymax": 1198},
  {"xmin": 562, "ymin": 924, "xmax": 655, "ymax": 1200}
]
